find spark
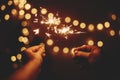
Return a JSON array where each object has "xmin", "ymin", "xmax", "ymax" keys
[
  {"xmin": 45, "ymin": 32, "xmax": 51, "ymax": 38},
  {"xmin": 52, "ymin": 25, "xmax": 86, "ymax": 39},
  {"xmin": 40, "ymin": 13, "xmax": 61, "ymax": 27},
  {"xmin": 33, "ymin": 29, "xmax": 39, "ymax": 35}
]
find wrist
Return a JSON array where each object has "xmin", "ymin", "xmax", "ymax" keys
[{"xmin": 29, "ymin": 58, "xmax": 43, "ymax": 67}]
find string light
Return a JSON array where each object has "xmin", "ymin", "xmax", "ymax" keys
[
  {"xmin": 53, "ymin": 46, "xmax": 60, "ymax": 53},
  {"xmin": 0, "ymin": 0, "xmax": 119, "ymax": 64}
]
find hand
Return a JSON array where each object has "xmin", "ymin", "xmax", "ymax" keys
[
  {"xmin": 72, "ymin": 45, "xmax": 101, "ymax": 63},
  {"xmin": 24, "ymin": 43, "xmax": 46, "ymax": 64}
]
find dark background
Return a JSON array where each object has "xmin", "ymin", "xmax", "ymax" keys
[{"xmin": 0, "ymin": 0, "xmax": 120, "ymax": 80}]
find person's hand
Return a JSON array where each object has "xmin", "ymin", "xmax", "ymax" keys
[
  {"xmin": 24, "ymin": 43, "xmax": 46, "ymax": 65},
  {"xmin": 72, "ymin": 45, "xmax": 101, "ymax": 64}
]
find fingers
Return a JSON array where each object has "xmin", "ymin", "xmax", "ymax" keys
[
  {"xmin": 37, "ymin": 44, "xmax": 46, "ymax": 57},
  {"xmin": 74, "ymin": 45, "xmax": 92, "ymax": 52}
]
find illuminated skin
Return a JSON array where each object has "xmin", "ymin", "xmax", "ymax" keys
[
  {"xmin": 8, "ymin": 44, "xmax": 45, "ymax": 80},
  {"xmin": 72, "ymin": 45, "xmax": 101, "ymax": 64}
]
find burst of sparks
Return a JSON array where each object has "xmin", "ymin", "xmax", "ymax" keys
[
  {"xmin": 39, "ymin": 13, "xmax": 86, "ymax": 39},
  {"xmin": 52, "ymin": 25, "xmax": 86, "ymax": 39},
  {"xmin": 40, "ymin": 14, "xmax": 61, "ymax": 26}
]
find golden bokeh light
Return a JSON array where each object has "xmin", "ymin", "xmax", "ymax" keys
[
  {"xmin": 73, "ymin": 20, "xmax": 79, "ymax": 26},
  {"xmin": 111, "ymin": 14, "xmax": 117, "ymax": 20},
  {"xmin": 19, "ymin": 0, "xmax": 27, "ymax": 4},
  {"xmin": 21, "ymin": 21, "xmax": 28, "ymax": 27},
  {"xmin": 63, "ymin": 47, "xmax": 69, "ymax": 54},
  {"xmin": 104, "ymin": 21, "xmax": 110, "ymax": 28},
  {"xmin": 80, "ymin": 22, "xmax": 86, "ymax": 29},
  {"xmin": 13, "ymin": 0, "xmax": 19, "ymax": 5},
  {"xmin": 97, "ymin": 23, "xmax": 104, "ymax": 30},
  {"xmin": 18, "ymin": 3, "xmax": 24, "ymax": 9},
  {"xmin": 11, "ymin": 9, "xmax": 17, "ymax": 16},
  {"xmin": 70, "ymin": 48, "xmax": 75, "ymax": 56},
  {"xmin": 41, "ymin": 8, "xmax": 47, "ymax": 15},
  {"xmin": 22, "ymin": 28, "xmax": 29, "ymax": 36},
  {"xmin": 25, "ymin": 13, "xmax": 31, "ymax": 20},
  {"xmin": 46, "ymin": 39, "xmax": 54, "ymax": 46},
  {"xmin": 20, "ymin": 47, "xmax": 26, "ymax": 51},
  {"xmin": 65, "ymin": 17, "xmax": 71, "ymax": 23},
  {"xmin": 25, "ymin": 3, "xmax": 31, "ymax": 10},
  {"xmin": 18, "ymin": 36, "xmax": 24, "ymax": 42},
  {"xmin": 4, "ymin": 14, "xmax": 10, "ymax": 21},
  {"xmin": 88, "ymin": 24, "xmax": 94, "ymax": 32},
  {"xmin": 31, "ymin": 8, "xmax": 37, "ymax": 14},
  {"xmin": 8, "ymin": 0, "xmax": 13, "ymax": 6},
  {"xmin": 97, "ymin": 41, "xmax": 103, "ymax": 47},
  {"xmin": 23, "ymin": 37, "xmax": 29, "ymax": 45},
  {"xmin": 87, "ymin": 39, "xmax": 94, "ymax": 46},
  {"xmin": 16, "ymin": 53, "xmax": 22, "ymax": 60},
  {"xmin": 53, "ymin": 46, "xmax": 60, "ymax": 53},
  {"xmin": 109, "ymin": 30, "xmax": 115, "ymax": 36},
  {"xmin": 19, "ymin": 10, "xmax": 25, "ymax": 16},
  {"xmin": 1, "ymin": 5, "xmax": 6, "ymax": 11},
  {"xmin": 48, "ymin": 13, "xmax": 54, "ymax": 18},
  {"xmin": 18, "ymin": 0, "xmax": 27, "ymax": 9},
  {"xmin": 11, "ymin": 56, "xmax": 17, "ymax": 62}
]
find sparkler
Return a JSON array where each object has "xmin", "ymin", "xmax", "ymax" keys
[{"xmin": 39, "ymin": 12, "xmax": 86, "ymax": 39}]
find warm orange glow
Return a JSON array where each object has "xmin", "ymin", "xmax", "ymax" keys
[
  {"xmin": 1, "ymin": 5, "xmax": 6, "ymax": 11},
  {"xmin": 73, "ymin": 20, "xmax": 79, "ymax": 26},
  {"xmin": 104, "ymin": 21, "xmax": 110, "ymax": 28},
  {"xmin": 88, "ymin": 24, "xmax": 94, "ymax": 32},
  {"xmin": 97, "ymin": 23, "xmax": 104, "ymax": 30},
  {"xmin": 109, "ymin": 30, "xmax": 115, "ymax": 36},
  {"xmin": 25, "ymin": 13, "xmax": 31, "ymax": 20},
  {"xmin": 41, "ymin": 8, "xmax": 47, "ymax": 15},
  {"xmin": 4, "ymin": 14, "xmax": 10, "ymax": 21},
  {"xmin": 46, "ymin": 39, "xmax": 54, "ymax": 46},
  {"xmin": 25, "ymin": 3, "xmax": 31, "ymax": 10},
  {"xmin": 18, "ymin": 15, "xmax": 24, "ymax": 19},
  {"xmin": 22, "ymin": 28, "xmax": 29, "ymax": 36},
  {"xmin": 119, "ymin": 30, "xmax": 120, "ymax": 36},
  {"xmin": 53, "ymin": 46, "xmax": 60, "ymax": 53},
  {"xmin": 87, "ymin": 40, "xmax": 94, "ymax": 46},
  {"xmin": 31, "ymin": 8, "xmax": 37, "ymax": 14},
  {"xmin": 21, "ymin": 21, "xmax": 28, "ymax": 27},
  {"xmin": 63, "ymin": 47, "xmax": 69, "ymax": 54},
  {"xmin": 11, "ymin": 9, "xmax": 17, "ymax": 16},
  {"xmin": 80, "ymin": 22, "xmax": 86, "ymax": 29},
  {"xmin": 65, "ymin": 17, "xmax": 71, "ymax": 23},
  {"xmin": 97, "ymin": 41, "xmax": 103, "ymax": 47},
  {"xmin": 111, "ymin": 14, "xmax": 117, "ymax": 20}
]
